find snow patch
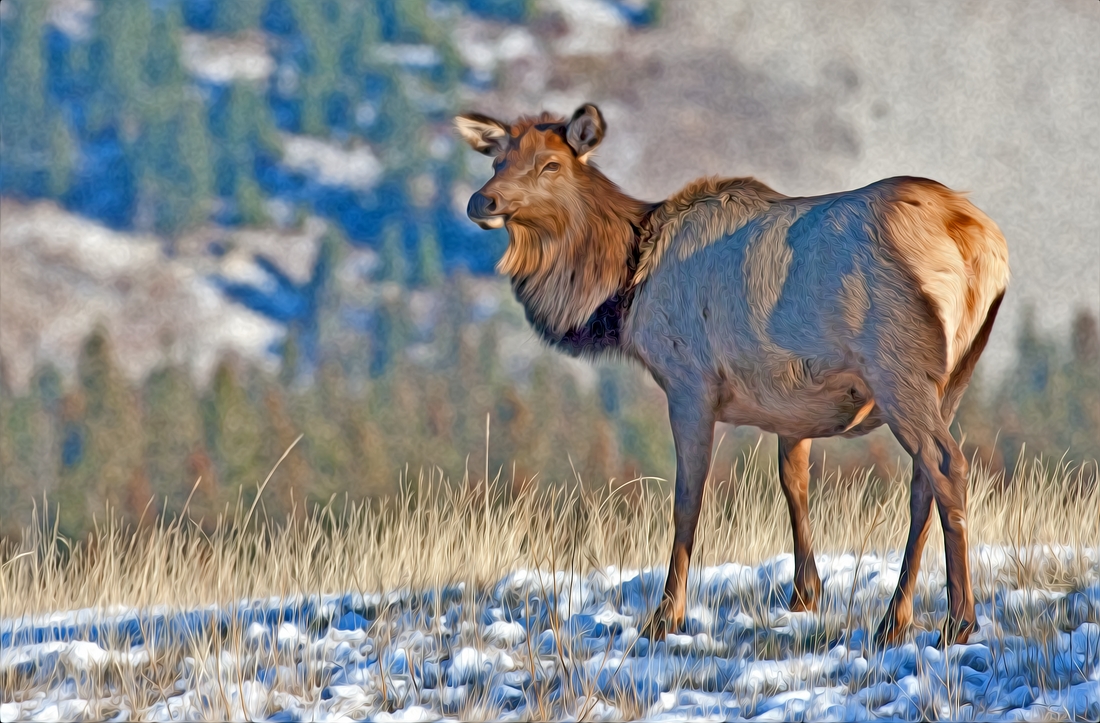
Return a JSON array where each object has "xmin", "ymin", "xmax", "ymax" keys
[
  {"xmin": 281, "ymin": 135, "xmax": 383, "ymax": 191},
  {"xmin": 4, "ymin": 545, "xmax": 1099, "ymax": 721}
]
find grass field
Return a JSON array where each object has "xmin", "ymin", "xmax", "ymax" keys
[{"xmin": 2, "ymin": 440, "xmax": 1098, "ymax": 721}]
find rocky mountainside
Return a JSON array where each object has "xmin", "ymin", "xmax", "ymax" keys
[
  {"xmin": 0, "ymin": 199, "xmax": 286, "ymax": 390},
  {"xmin": 2, "ymin": 0, "xmax": 1096, "ymax": 391}
]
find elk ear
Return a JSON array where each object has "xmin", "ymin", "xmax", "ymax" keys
[
  {"xmin": 566, "ymin": 104, "xmax": 605, "ymax": 159},
  {"xmin": 454, "ymin": 113, "xmax": 510, "ymax": 156}
]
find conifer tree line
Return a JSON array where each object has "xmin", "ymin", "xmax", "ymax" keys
[
  {"xmin": 1, "ymin": 303, "xmax": 1096, "ymax": 541},
  {"xmin": 0, "ymin": 268, "xmax": 664, "ymax": 541}
]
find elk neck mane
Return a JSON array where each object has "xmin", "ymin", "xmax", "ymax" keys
[{"xmin": 501, "ymin": 162, "xmax": 654, "ymax": 353}]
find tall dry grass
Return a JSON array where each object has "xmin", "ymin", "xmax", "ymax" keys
[{"xmin": 2, "ymin": 436, "xmax": 1096, "ymax": 623}]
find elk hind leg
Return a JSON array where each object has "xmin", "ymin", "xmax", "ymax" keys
[
  {"xmin": 874, "ymin": 465, "xmax": 934, "ymax": 646},
  {"xmin": 927, "ymin": 429, "xmax": 977, "ymax": 645},
  {"xmin": 881, "ymin": 388, "xmax": 978, "ymax": 647},
  {"xmin": 875, "ymin": 305, "xmax": 1002, "ymax": 648}
]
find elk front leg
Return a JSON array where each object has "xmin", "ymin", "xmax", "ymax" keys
[
  {"xmin": 778, "ymin": 437, "xmax": 821, "ymax": 612},
  {"xmin": 643, "ymin": 395, "xmax": 715, "ymax": 640}
]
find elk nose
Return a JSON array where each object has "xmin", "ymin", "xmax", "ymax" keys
[{"xmin": 466, "ymin": 191, "xmax": 497, "ymax": 222}]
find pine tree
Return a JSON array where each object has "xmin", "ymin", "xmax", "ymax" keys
[
  {"xmin": 477, "ymin": 318, "xmax": 501, "ymax": 389},
  {"xmin": 497, "ymin": 380, "xmax": 534, "ymax": 490},
  {"xmin": 0, "ymin": 1, "xmax": 62, "ymax": 196},
  {"xmin": 215, "ymin": 0, "xmax": 266, "ymax": 34},
  {"xmin": 525, "ymin": 356, "xmax": 562, "ymax": 483},
  {"xmin": 987, "ymin": 307, "xmax": 1060, "ymax": 475},
  {"xmin": 221, "ymin": 83, "xmax": 278, "ymax": 226},
  {"xmin": 383, "ymin": 363, "xmax": 429, "ymax": 485},
  {"xmin": 291, "ymin": 0, "xmax": 345, "ymax": 136},
  {"xmin": 345, "ymin": 1, "xmax": 382, "ymax": 97},
  {"xmin": 313, "ymin": 230, "xmax": 354, "ymax": 362},
  {"xmin": 617, "ymin": 370, "xmax": 674, "ymax": 484},
  {"xmin": 431, "ymin": 275, "xmax": 474, "ymax": 454},
  {"xmin": 174, "ymin": 90, "xmax": 215, "ymax": 231},
  {"xmin": 56, "ymin": 328, "xmax": 146, "ymax": 536},
  {"xmin": 424, "ymin": 375, "xmax": 456, "ymax": 447},
  {"xmin": 143, "ymin": 3, "xmax": 184, "ymax": 89},
  {"xmin": 81, "ymin": 0, "xmax": 213, "ymax": 235},
  {"xmin": 104, "ymin": 0, "xmax": 153, "ymax": 97},
  {"xmin": 88, "ymin": 0, "xmax": 153, "ymax": 137},
  {"xmin": 142, "ymin": 364, "xmax": 206, "ymax": 516},
  {"xmin": 46, "ymin": 114, "xmax": 76, "ymax": 197},
  {"xmin": 262, "ymin": 380, "xmax": 311, "ymax": 518},
  {"xmin": 279, "ymin": 324, "xmax": 303, "ymax": 388},
  {"xmin": 454, "ymin": 313, "xmax": 490, "ymax": 461},
  {"xmin": 582, "ymin": 399, "xmax": 618, "ymax": 489},
  {"xmin": 134, "ymin": 4, "xmax": 212, "ymax": 235},
  {"xmin": 397, "ymin": 0, "xmax": 463, "ymax": 90},
  {"xmin": 414, "ymin": 224, "xmax": 444, "ymax": 288},
  {"xmin": 435, "ymin": 272, "xmax": 468, "ymax": 366},
  {"xmin": 290, "ymin": 361, "xmax": 357, "ymax": 507},
  {"xmin": 1064, "ymin": 309, "xmax": 1100, "ymax": 464},
  {"xmin": 379, "ymin": 220, "xmax": 407, "ymax": 284},
  {"xmin": 348, "ymin": 390, "xmax": 395, "ymax": 500},
  {"xmin": 204, "ymin": 358, "xmax": 267, "ymax": 496},
  {"xmin": 0, "ymin": 368, "xmax": 58, "ymax": 537}
]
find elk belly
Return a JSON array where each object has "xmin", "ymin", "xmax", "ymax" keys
[{"xmin": 717, "ymin": 365, "xmax": 881, "ymax": 440}]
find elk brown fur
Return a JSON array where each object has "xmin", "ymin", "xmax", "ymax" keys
[{"xmin": 456, "ymin": 104, "xmax": 1010, "ymax": 647}]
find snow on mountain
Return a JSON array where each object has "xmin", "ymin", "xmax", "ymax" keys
[
  {"xmin": 181, "ymin": 31, "xmax": 275, "ymax": 85},
  {"xmin": 0, "ymin": 199, "xmax": 326, "ymax": 392},
  {"xmin": 279, "ymin": 135, "xmax": 384, "ymax": 192}
]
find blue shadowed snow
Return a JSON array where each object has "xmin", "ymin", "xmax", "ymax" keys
[
  {"xmin": 3, "ymin": 547, "xmax": 1099, "ymax": 721},
  {"xmin": 334, "ymin": 612, "xmax": 370, "ymax": 632}
]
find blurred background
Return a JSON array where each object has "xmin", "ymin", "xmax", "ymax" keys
[{"xmin": 1, "ymin": 0, "xmax": 1097, "ymax": 540}]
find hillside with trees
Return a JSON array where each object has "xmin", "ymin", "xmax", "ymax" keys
[{"xmin": 1, "ymin": 0, "xmax": 1096, "ymax": 540}]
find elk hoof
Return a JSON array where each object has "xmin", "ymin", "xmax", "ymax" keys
[
  {"xmin": 873, "ymin": 613, "xmax": 909, "ymax": 649},
  {"xmin": 641, "ymin": 599, "xmax": 681, "ymax": 642},
  {"xmin": 788, "ymin": 584, "xmax": 821, "ymax": 613},
  {"xmin": 940, "ymin": 616, "xmax": 979, "ymax": 648}
]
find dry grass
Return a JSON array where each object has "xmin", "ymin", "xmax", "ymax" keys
[
  {"xmin": 1, "ymin": 437, "xmax": 1098, "ymax": 720},
  {"xmin": 3, "ymin": 439, "xmax": 1095, "ymax": 618}
]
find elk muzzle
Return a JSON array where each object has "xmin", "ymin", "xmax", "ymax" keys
[{"xmin": 467, "ymin": 191, "xmax": 505, "ymax": 229}]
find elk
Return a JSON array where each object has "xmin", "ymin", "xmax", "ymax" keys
[{"xmin": 455, "ymin": 104, "xmax": 1009, "ymax": 647}]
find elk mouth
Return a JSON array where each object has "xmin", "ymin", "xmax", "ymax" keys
[{"xmin": 471, "ymin": 214, "xmax": 506, "ymax": 230}]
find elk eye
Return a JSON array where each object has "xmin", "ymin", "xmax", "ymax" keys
[{"xmin": 541, "ymin": 162, "xmax": 560, "ymax": 174}]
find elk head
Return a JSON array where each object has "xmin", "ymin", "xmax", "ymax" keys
[
  {"xmin": 454, "ymin": 105, "xmax": 651, "ymax": 336},
  {"xmin": 454, "ymin": 104, "xmax": 608, "ymax": 234}
]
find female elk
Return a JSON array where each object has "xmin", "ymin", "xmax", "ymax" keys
[{"xmin": 456, "ymin": 104, "xmax": 1009, "ymax": 646}]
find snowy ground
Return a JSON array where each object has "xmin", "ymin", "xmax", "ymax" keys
[{"xmin": 3, "ymin": 546, "xmax": 1098, "ymax": 721}]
